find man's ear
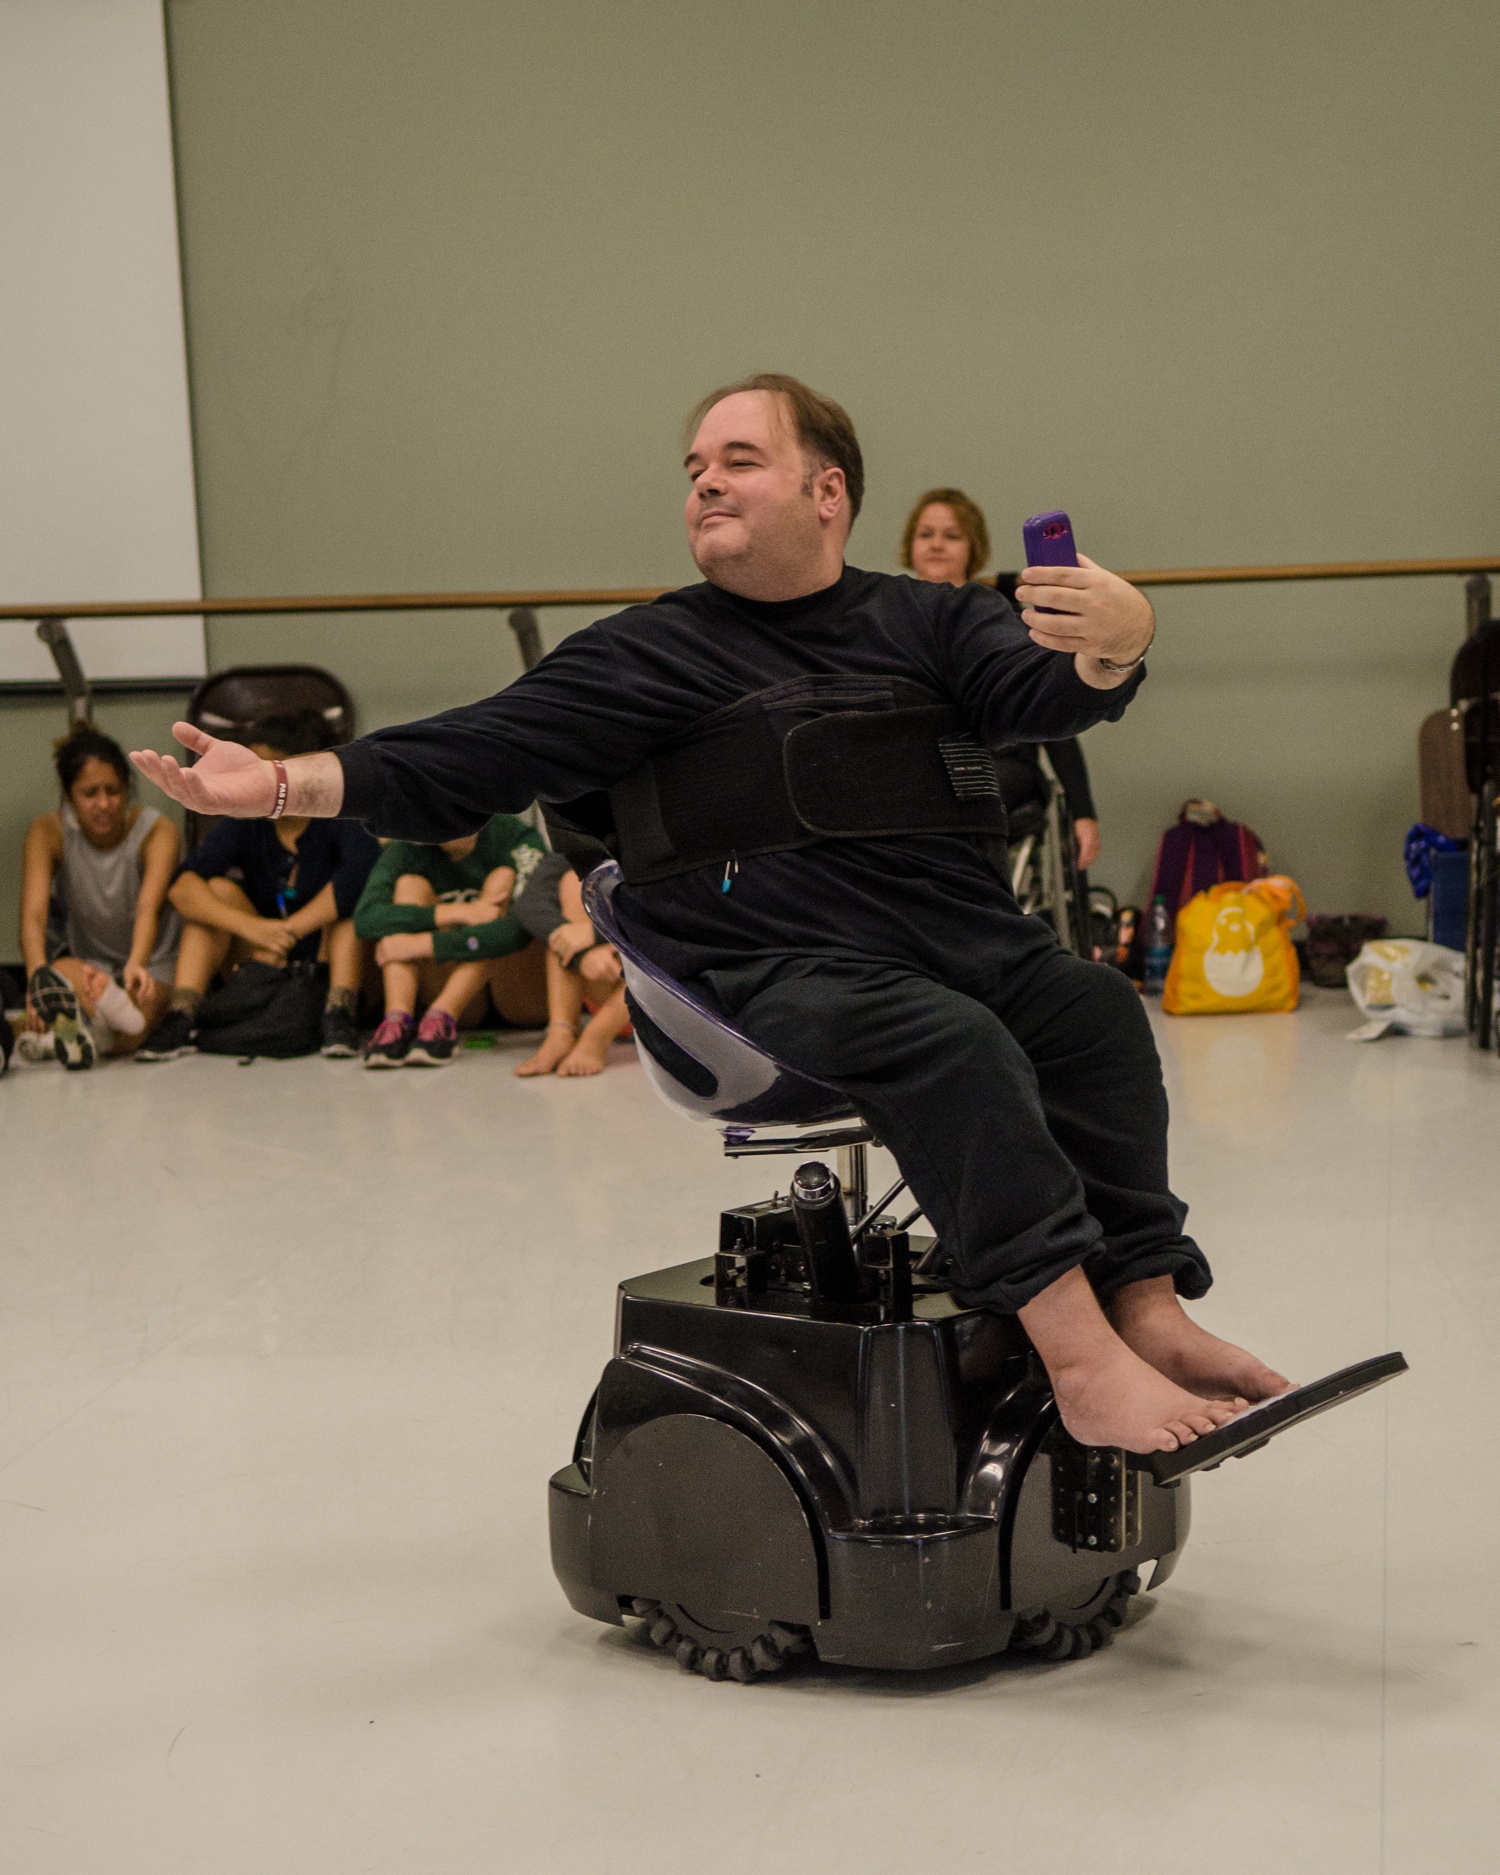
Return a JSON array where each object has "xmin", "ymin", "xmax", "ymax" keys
[{"xmin": 814, "ymin": 465, "xmax": 847, "ymax": 526}]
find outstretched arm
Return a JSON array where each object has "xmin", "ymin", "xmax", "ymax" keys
[
  {"xmin": 130, "ymin": 723, "xmax": 345, "ymax": 819},
  {"xmin": 132, "ymin": 620, "xmax": 680, "ymax": 841}
]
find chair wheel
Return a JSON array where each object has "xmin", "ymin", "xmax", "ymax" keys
[
  {"xmin": 628, "ymin": 1600, "xmax": 812, "ymax": 1683},
  {"xmin": 1011, "ymin": 1570, "xmax": 1140, "ymax": 1664}
]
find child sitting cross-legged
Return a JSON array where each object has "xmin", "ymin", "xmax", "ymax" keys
[{"xmin": 354, "ymin": 814, "xmax": 547, "ymax": 1067}]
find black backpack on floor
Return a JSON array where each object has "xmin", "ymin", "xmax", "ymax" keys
[{"xmin": 195, "ymin": 961, "xmax": 324, "ymax": 1060}]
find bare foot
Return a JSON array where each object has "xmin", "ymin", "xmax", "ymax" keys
[
  {"xmin": 1109, "ymin": 1277, "xmax": 1290, "ymax": 1404},
  {"xmin": 514, "ymin": 1022, "xmax": 578, "ymax": 1077},
  {"xmin": 1019, "ymin": 1265, "xmax": 1244, "ymax": 1454},
  {"xmin": 556, "ymin": 1034, "xmax": 612, "ymax": 1077},
  {"xmin": 1049, "ymin": 1338, "xmax": 1243, "ymax": 1453}
]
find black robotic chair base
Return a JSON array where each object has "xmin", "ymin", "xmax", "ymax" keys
[
  {"xmin": 551, "ymin": 865, "xmax": 1407, "ymax": 1683},
  {"xmin": 547, "ymin": 1228, "xmax": 1179, "ymax": 1680}
]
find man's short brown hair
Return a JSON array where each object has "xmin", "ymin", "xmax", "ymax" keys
[
  {"xmin": 899, "ymin": 487, "xmax": 991, "ymax": 580},
  {"xmin": 685, "ymin": 372, "xmax": 865, "ymax": 522}
]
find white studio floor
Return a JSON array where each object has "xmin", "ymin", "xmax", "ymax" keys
[{"xmin": 1, "ymin": 990, "xmax": 1495, "ymax": 1875}]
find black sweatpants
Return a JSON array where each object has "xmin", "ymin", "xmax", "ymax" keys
[{"xmin": 703, "ymin": 948, "xmax": 1210, "ymax": 1315}]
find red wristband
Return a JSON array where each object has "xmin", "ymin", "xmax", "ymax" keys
[{"xmin": 268, "ymin": 760, "xmax": 289, "ymax": 819}]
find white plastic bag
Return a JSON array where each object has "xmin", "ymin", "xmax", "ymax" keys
[{"xmin": 1345, "ymin": 939, "xmax": 1465, "ymax": 1040}]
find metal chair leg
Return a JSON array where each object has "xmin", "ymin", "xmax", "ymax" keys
[{"xmin": 1470, "ymin": 782, "xmax": 1497, "ymax": 1049}]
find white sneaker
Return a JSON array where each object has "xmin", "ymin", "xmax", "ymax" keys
[{"xmin": 16, "ymin": 1030, "xmax": 57, "ymax": 1064}]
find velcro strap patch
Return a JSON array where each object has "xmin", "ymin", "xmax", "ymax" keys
[{"xmin": 938, "ymin": 735, "xmax": 1003, "ymax": 800}]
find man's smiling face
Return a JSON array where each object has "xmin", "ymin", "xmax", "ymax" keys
[{"xmin": 683, "ymin": 390, "xmax": 840, "ymax": 592}]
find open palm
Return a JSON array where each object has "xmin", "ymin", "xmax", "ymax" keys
[{"xmin": 130, "ymin": 722, "xmax": 274, "ymax": 816}]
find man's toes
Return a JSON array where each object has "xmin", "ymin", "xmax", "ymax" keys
[{"xmin": 1164, "ymin": 1420, "xmax": 1199, "ymax": 1445}]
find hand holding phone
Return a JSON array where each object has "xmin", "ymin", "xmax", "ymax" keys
[{"xmin": 1015, "ymin": 514, "xmax": 1156, "ymax": 677}]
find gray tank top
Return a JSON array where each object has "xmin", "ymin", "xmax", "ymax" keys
[{"xmin": 56, "ymin": 802, "xmax": 180, "ymax": 978}]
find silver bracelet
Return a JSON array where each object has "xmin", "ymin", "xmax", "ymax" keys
[{"xmin": 1095, "ymin": 637, "xmax": 1153, "ymax": 675}]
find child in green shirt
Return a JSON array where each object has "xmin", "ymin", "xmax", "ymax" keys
[{"xmin": 354, "ymin": 814, "xmax": 546, "ymax": 1065}]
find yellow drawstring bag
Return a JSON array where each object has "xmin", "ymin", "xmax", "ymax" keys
[{"xmin": 1162, "ymin": 875, "xmax": 1306, "ymax": 1015}]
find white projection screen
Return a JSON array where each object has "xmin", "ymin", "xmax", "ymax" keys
[{"xmin": 0, "ymin": 0, "xmax": 204, "ymax": 686}]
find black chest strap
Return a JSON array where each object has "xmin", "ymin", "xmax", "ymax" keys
[{"xmin": 603, "ymin": 677, "xmax": 1007, "ymax": 885}]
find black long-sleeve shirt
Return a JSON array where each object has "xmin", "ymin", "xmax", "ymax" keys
[{"xmin": 335, "ymin": 567, "xmax": 1141, "ymax": 988}]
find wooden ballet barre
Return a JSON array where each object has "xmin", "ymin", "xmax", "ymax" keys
[
  {"xmin": 1113, "ymin": 555, "xmax": 1500, "ymax": 588},
  {"xmin": 0, "ymin": 589, "xmax": 668, "ymax": 619},
  {"xmin": 3, "ymin": 555, "xmax": 1500, "ymax": 621}
]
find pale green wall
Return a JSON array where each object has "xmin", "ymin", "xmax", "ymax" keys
[{"xmin": 7, "ymin": 0, "xmax": 1496, "ymax": 951}]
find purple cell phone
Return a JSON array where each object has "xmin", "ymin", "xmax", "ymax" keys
[
  {"xmin": 1021, "ymin": 510, "xmax": 1078, "ymax": 616},
  {"xmin": 1022, "ymin": 509, "xmax": 1079, "ymax": 568}
]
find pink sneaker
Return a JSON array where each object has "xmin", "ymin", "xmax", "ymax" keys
[
  {"xmin": 363, "ymin": 1011, "xmax": 415, "ymax": 1069},
  {"xmin": 407, "ymin": 1007, "xmax": 460, "ymax": 1067}
]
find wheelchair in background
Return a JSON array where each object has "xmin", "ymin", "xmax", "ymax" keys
[{"xmin": 1001, "ymin": 749, "xmax": 1093, "ymax": 957}]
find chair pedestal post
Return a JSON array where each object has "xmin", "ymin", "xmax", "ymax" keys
[{"xmin": 837, "ymin": 1142, "xmax": 868, "ymax": 1220}]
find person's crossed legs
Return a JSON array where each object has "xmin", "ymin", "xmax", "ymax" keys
[{"xmin": 709, "ymin": 948, "xmax": 1287, "ymax": 1455}]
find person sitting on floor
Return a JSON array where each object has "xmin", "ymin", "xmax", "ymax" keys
[
  {"xmin": 353, "ymin": 812, "xmax": 548, "ymax": 1066},
  {"xmin": 509, "ymin": 851, "xmax": 631, "ymax": 1077},
  {"xmin": 19, "ymin": 726, "xmax": 181, "ymax": 1068},
  {"xmin": 137, "ymin": 711, "xmax": 378, "ymax": 1061}
]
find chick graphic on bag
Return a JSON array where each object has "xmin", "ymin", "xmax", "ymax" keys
[{"xmin": 1163, "ymin": 876, "xmax": 1305, "ymax": 1015}]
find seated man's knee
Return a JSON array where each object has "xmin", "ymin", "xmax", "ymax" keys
[
  {"xmin": 393, "ymin": 872, "xmax": 435, "ymax": 905},
  {"xmin": 1088, "ymin": 955, "xmax": 1152, "ymax": 1025},
  {"xmin": 1042, "ymin": 953, "xmax": 1157, "ymax": 1057}
]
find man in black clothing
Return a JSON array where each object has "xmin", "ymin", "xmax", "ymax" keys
[{"xmin": 132, "ymin": 372, "xmax": 1288, "ymax": 1454}]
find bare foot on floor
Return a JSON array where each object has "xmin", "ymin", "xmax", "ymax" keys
[
  {"xmin": 1049, "ymin": 1336, "xmax": 1244, "ymax": 1453},
  {"xmin": 514, "ymin": 1022, "xmax": 578, "ymax": 1077},
  {"xmin": 556, "ymin": 1034, "xmax": 612, "ymax": 1076},
  {"xmin": 1109, "ymin": 1277, "xmax": 1290, "ymax": 1404}
]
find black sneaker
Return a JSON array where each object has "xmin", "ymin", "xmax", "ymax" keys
[
  {"xmin": 136, "ymin": 1007, "xmax": 197, "ymax": 1062},
  {"xmin": 320, "ymin": 1003, "xmax": 361, "ymax": 1058},
  {"xmin": 407, "ymin": 1008, "xmax": 460, "ymax": 1066},
  {"xmin": 363, "ymin": 1011, "xmax": 415, "ymax": 1069},
  {"xmin": 28, "ymin": 965, "xmax": 95, "ymax": 1071}
]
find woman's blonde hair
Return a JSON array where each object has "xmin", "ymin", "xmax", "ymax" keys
[{"xmin": 899, "ymin": 487, "xmax": 990, "ymax": 580}]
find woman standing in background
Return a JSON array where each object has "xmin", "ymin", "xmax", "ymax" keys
[
  {"xmin": 18, "ymin": 727, "xmax": 180, "ymax": 1067},
  {"xmin": 900, "ymin": 487, "xmax": 1102, "ymax": 870}
]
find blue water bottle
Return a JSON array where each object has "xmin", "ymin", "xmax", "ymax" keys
[{"xmin": 1142, "ymin": 895, "xmax": 1174, "ymax": 995}]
